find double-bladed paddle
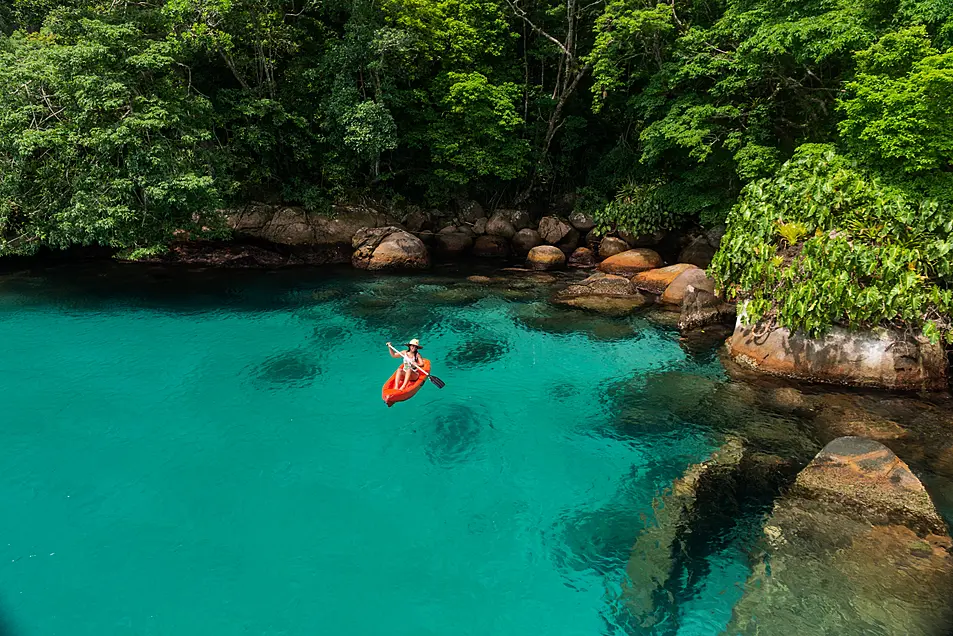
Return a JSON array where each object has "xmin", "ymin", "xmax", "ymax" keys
[{"xmin": 387, "ymin": 343, "xmax": 445, "ymax": 389}]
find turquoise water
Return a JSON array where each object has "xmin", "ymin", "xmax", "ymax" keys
[{"xmin": 0, "ymin": 265, "xmax": 947, "ymax": 635}]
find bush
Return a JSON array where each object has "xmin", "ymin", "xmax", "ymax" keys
[{"xmin": 710, "ymin": 144, "xmax": 953, "ymax": 343}]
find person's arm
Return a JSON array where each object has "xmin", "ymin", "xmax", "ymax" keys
[{"xmin": 387, "ymin": 342, "xmax": 403, "ymax": 359}]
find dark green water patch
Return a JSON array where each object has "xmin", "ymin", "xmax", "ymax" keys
[
  {"xmin": 445, "ymin": 334, "xmax": 509, "ymax": 368},
  {"xmin": 249, "ymin": 349, "xmax": 322, "ymax": 388},
  {"xmin": 424, "ymin": 403, "xmax": 490, "ymax": 467}
]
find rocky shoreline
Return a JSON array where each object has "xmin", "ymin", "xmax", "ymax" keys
[{"xmin": 139, "ymin": 202, "xmax": 950, "ymax": 393}]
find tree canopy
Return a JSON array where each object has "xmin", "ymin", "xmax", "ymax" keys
[{"xmin": 0, "ymin": 0, "xmax": 950, "ymax": 338}]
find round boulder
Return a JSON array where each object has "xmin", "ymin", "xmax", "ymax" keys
[
  {"xmin": 486, "ymin": 212, "xmax": 517, "ymax": 239},
  {"xmin": 472, "ymin": 217, "xmax": 488, "ymax": 235},
  {"xmin": 619, "ymin": 229, "xmax": 667, "ymax": 247},
  {"xmin": 679, "ymin": 236, "xmax": 717, "ymax": 268},
  {"xmin": 660, "ymin": 268, "xmax": 715, "ymax": 306},
  {"xmin": 598, "ymin": 236, "xmax": 629, "ymax": 259},
  {"xmin": 568, "ymin": 247, "xmax": 596, "ymax": 268},
  {"xmin": 403, "ymin": 209, "xmax": 431, "ymax": 232},
  {"xmin": 632, "ymin": 263, "xmax": 699, "ymax": 295},
  {"xmin": 538, "ymin": 216, "xmax": 575, "ymax": 245},
  {"xmin": 352, "ymin": 226, "xmax": 430, "ymax": 270},
  {"xmin": 598, "ymin": 248, "xmax": 663, "ymax": 276},
  {"xmin": 503, "ymin": 209, "xmax": 532, "ymax": 231},
  {"xmin": 457, "ymin": 199, "xmax": 485, "ymax": 224},
  {"xmin": 434, "ymin": 232, "xmax": 473, "ymax": 259},
  {"xmin": 511, "ymin": 228, "xmax": 543, "ymax": 255},
  {"xmin": 586, "ymin": 228, "xmax": 606, "ymax": 250},
  {"xmin": 526, "ymin": 245, "xmax": 566, "ymax": 271},
  {"xmin": 568, "ymin": 211, "xmax": 595, "ymax": 233},
  {"xmin": 472, "ymin": 235, "xmax": 510, "ymax": 258}
]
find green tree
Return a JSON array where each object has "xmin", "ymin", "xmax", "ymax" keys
[{"xmin": 0, "ymin": 13, "xmax": 221, "ymax": 255}]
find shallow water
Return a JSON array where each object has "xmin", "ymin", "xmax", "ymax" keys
[{"xmin": 0, "ymin": 265, "xmax": 950, "ymax": 635}]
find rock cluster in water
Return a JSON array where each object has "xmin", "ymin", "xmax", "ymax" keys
[
  {"xmin": 168, "ymin": 201, "xmax": 950, "ymax": 392},
  {"xmin": 727, "ymin": 436, "xmax": 953, "ymax": 635}
]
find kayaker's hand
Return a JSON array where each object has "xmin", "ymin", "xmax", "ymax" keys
[{"xmin": 386, "ymin": 341, "xmax": 391, "ymax": 347}]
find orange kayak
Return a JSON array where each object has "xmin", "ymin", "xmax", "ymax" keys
[{"xmin": 382, "ymin": 358, "xmax": 431, "ymax": 407}]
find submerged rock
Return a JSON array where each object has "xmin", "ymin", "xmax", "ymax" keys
[
  {"xmin": 351, "ymin": 226, "xmax": 430, "ymax": 270},
  {"xmin": 598, "ymin": 249, "xmax": 663, "ymax": 277},
  {"xmin": 553, "ymin": 272, "xmax": 650, "ymax": 315},
  {"xmin": 727, "ymin": 437, "xmax": 953, "ymax": 636},
  {"xmin": 526, "ymin": 245, "xmax": 566, "ymax": 271},
  {"xmin": 729, "ymin": 319, "xmax": 948, "ymax": 391},
  {"xmin": 623, "ymin": 437, "xmax": 745, "ymax": 625}
]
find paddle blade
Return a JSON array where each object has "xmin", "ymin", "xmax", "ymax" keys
[{"xmin": 428, "ymin": 375, "xmax": 446, "ymax": 389}]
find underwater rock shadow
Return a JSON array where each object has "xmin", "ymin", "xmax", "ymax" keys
[
  {"xmin": 445, "ymin": 334, "xmax": 509, "ymax": 369},
  {"xmin": 423, "ymin": 403, "xmax": 491, "ymax": 468},
  {"xmin": 246, "ymin": 348, "xmax": 323, "ymax": 389}
]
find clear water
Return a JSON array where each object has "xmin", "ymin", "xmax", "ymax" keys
[{"xmin": 0, "ymin": 265, "xmax": 950, "ymax": 636}]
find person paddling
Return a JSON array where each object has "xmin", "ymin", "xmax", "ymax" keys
[{"xmin": 387, "ymin": 338, "xmax": 424, "ymax": 391}]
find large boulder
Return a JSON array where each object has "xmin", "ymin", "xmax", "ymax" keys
[
  {"xmin": 729, "ymin": 319, "xmax": 948, "ymax": 391},
  {"xmin": 228, "ymin": 204, "xmax": 394, "ymax": 248},
  {"xmin": 618, "ymin": 229, "xmax": 667, "ymax": 247},
  {"xmin": 659, "ymin": 268, "xmax": 715, "ymax": 306},
  {"xmin": 677, "ymin": 287, "xmax": 735, "ymax": 331},
  {"xmin": 568, "ymin": 210, "xmax": 595, "ymax": 233},
  {"xmin": 492, "ymin": 208, "xmax": 531, "ymax": 231},
  {"xmin": 538, "ymin": 216, "xmax": 575, "ymax": 245},
  {"xmin": 568, "ymin": 247, "xmax": 596, "ymax": 268},
  {"xmin": 598, "ymin": 248, "xmax": 663, "ymax": 276},
  {"xmin": 552, "ymin": 272, "xmax": 650, "ymax": 315},
  {"xmin": 598, "ymin": 236, "xmax": 629, "ymax": 259},
  {"xmin": 433, "ymin": 232, "xmax": 473, "ymax": 258},
  {"xmin": 456, "ymin": 199, "xmax": 485, "ymax": 224},
  {"xmin": 585, "ymin": 228, "xmax": 606, "ymax": 250},
  {"xmin": 471, "ymin": 234, "xmax": 510, "ymax": 258},
  {"xmin": 526, "ymin": 245, "xmax": 566, "ymax": 271},
  {"xmin": 485, "ymin": 212, "xmax": 516, "ymax": 239},
  {"xmin": 624, "ymin": 438, "xmax": 744, "ymax": 622},
  {"xmin": 727, "ymin": 437, "xmax": 953, "ymax": 635},
  {"xmin": 678, "ymin": 235, "xmax": 717, "ymax": 268},
  {"xmin": 351, "ymin": 226, "xmax": 430, "ymax": 270},
  {"xmin": 315, "ymin": 204, "xmax": 393, "ymax": 244},
  {"xmin": 631, "ymin": 263, "xmax": 698, "ymax": 295},
  {"xmin": 402, "ymin": 208, "xmax": 431, "ymax": 232},
  {"xmin": 511, "ymin": 228, "xmax": 543, "ymax": 255},
  {"xmin": 705, "ymin": 224, "xmax": 726, "ymax": 249}
]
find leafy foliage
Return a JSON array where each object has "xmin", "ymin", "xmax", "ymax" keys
[
  {"xmin": 711, "ymin": 145, "xmax": 953, "ymax": 342},
  {"xmin": 0, "ymin": 14, "xmax": 221, "ymax": 254}
]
